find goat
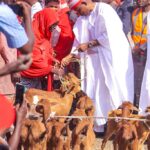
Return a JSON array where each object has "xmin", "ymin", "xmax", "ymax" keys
[
  {"xmin": 135, "ymin": 114, "xmax": 150, "ymax": 150},
  {"xmin": 76, "ymin": 96, "xmax": 95, "ymax": 116},
  {"xmin": 113, "ymin": 120, "xmax": 138, "ymax": 150},
  {"xmin": 101, "ymin": 101, "xmax": 139, "ymax": 150},
  {"xmin": 20, "ymin": 119, "xmax": 47, "ymax": 150},
  {"xmin": 46, "ymin": 120, "xmax": 71, "ymax": 150},
  {"xmin": 113, "ymin": 102, "xmax": 139, "ymax": 150},
  {"xmin": 72, "ymin": 119, "xmax": 95, "ymax": 150}
]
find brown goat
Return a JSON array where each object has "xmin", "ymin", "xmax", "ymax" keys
[
  {"xmin": 135, "ymin": 115, "xmax": 150, "ymax": 150},
  {"xmin": 72, "ymin": 119, "xmax": 95, "ymax": 150},
  {"xmin": 20, "ymin": 119, "xmax": 47, "ymax": 150},
  {"xmin": 25, "ymin": 73, "xmax": 81, "ymax": 123},
  {"xmin": 113, "ymin": 102, "xmax": 139, "ymax": 150},
  {"xmin": 76, "ymin": 96, "xmax": 95, "ymax": 116},
  {"xmin": 101, "ymin": 101, "xmax": 139, "ymax": 150},
  {"xmin": 113, "ymin": 120, "xmax": 138, "ymax": 150},
  {"xmin": 46, "ymin": 120, "xmax": 71, "ymax": 150},
  {"xmin": 25, "ymin": 73, "xmax": 81, "ymax": 105}
]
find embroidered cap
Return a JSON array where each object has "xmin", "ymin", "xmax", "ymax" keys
[{"xmin": 68, "ymin": 0, "xmax": 82, "ymax": 10}]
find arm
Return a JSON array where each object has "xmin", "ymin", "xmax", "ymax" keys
[
  {"xmin": 8, "ymin": 100, "xmax": 27, "ymax": 150},
  {"xmin": 75, "ymin": 39, "xmax": 100, "ymax": 52},
  {"xmin": 0, "ymin": 54, "xmax": 32, "ymax": 76}
]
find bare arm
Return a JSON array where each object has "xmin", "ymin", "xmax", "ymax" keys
[
  {"xmin": 0, "ymin": 54, "xmax": 32, "ymax": 76},
  {"xmin": 8, "ymin": 100, "xmax": 27, "ymax": 150}
]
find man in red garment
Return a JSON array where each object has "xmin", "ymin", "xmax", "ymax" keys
[
  {"xmin": 21, "ymin": 8, "xmax": 63, "ymax": 91},
  {"xmin": 45, "ymin": 0, "xmax": 74, "ymax": 88},
  {"xmin": 45, "ymin": 0, "xmax": 74, "ymax": 61}
]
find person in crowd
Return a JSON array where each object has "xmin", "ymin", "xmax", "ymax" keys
[
  {"xmin": 116, "ymin": 0, "xmax": 134, "ymax": 35},
  {"xmin": 131, "ymin": 0, "xmax": 150, "ymax": 106},
  {"xmin": 0, "ymin": 95, "xmax": 27, "ymax": 150},
  {"xmin": 20, "ymin": 7, "xmax": 64, "ymax": 90},
  {"xmin": 45, "ymin": 0, "xmax": 74, "ymax": 62},
  {"xmin": 23, "ymin": 0, "xmax": 42, "ymax": 19},
  {"xmin": 62, "ymin": 0, "xmax": 134, "ymax": 133},
  {"xmin": 0, "ymin": 0, "xmax": 34, "ymax": 75},
  {"xmin": 37, "ymin": 0, "xmax": 74, "ymax": 89},
  {"xmin": 139, "ymin": 9, "xmax": 150, "ymax": 114},
  {"xmin": 0, "ymin": 33, "xmax": 17, "ymax": 99}
]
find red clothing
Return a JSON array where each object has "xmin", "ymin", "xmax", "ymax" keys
[
  {"xmin": 54, "ymin": 12, "xmax": 74, "ymax": 61},
  {"xmin": 21, "ymin": 8, "xmax": 58, "ymax": 91},
  {"xmin": 0, "ymin": 94, "xmax": 16, "ymax": 130}
]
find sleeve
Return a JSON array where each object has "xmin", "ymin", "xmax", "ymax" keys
[
  {"xmin": 95, "ymin": 15, "xmax": 110, "ymax": 49},
  {"xmin": 31, "ymin": 2, "xmax": 42, "ymax": 19},
  {"xmin": 0, "ymin": 5, "xmax": 28, "ymax": 49},
  {"xmin": 70, "ymin": 38, "xmax": 79, "ymax": 55},
  {"xmin": 121, "ymin": 4, "xmax": 132, "ymax": 35}
]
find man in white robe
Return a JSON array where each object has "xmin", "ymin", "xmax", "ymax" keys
[
  {"xmin": 139, "ymin": 12, "xmax": 150, "ymax": 114},
  {"xmin": 62, "ymin": 0, "xmax": 134, "ymax": 132}
]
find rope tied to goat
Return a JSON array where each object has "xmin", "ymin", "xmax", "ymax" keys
[{"xmin": 46, "ymin": 115, "xmax": 150, "ymax": 123}]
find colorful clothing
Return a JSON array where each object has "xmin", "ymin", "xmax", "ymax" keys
[
  {"xmin": 54, "ymin": 12, "xmax": 74, "ymax": 61},
  {"xmin": 21, "ymin": 8, "xmax": 58, "ymax": 91},
  {"xmin": 131, "ymin": 8, "xmax": 147, "ymax": 51}
]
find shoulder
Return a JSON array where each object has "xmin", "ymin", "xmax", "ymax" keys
[
  {"xmin": 95, "ymin": 2, "xmax": 119, "ymax": 18},
  {"xmin": 0, "ymin": 3, "xmax": 16, "ymax": 19},
  {"xmin": 32, "ymin": 2, "xmax": 42, "ymax": 10}
]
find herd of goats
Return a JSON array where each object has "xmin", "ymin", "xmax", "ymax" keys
[{"xmin": 17, "ymin": 73, "xmax": 150, "ymax": 150}]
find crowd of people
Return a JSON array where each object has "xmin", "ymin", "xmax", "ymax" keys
[{"xmin": 0, "ymin": 0, "xmax": 150, "ymax": 149}]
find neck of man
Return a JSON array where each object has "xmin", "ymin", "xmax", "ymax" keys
[{"xmin": 88, "ymin": 1, "xmax": 96, "ymax": 12}]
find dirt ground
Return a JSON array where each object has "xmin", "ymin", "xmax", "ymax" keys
[{"xmin": 93, "ymin": 137, "xmax": 148, "ymax": 150}]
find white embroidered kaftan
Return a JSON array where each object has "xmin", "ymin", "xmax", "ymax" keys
[{"xmin": 71, "ymin": 2, "xmax": 134, "ymax": 131}]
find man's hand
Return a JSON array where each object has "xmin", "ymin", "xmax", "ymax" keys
[
  {"xmin": 0, "ymin": 54, "xmax": 32, "ymax": 76},
  {"xmin": 76, "ymin": 43, "xmax": 89, "ymax": 52},
  {"xmin": 15, "ymin": 99, "xmax": 27, "ymax": 125},
  {"xmin": 10, "ymin": 54, "xmax": 32, "ymax": 73},
  {"xmin": 11, "ymin": 73, "xmax": 21, "ymax": 84},
  {"xmin": 16, "ymin": 1, "xmax": 31, "ymax": 20},
  {"xmin": 52, "ymin": 67, "xmax": 65, "ymax": 77},
  {"xmin": 61, "ymin": 54, "xmax": 73, "ymax": 68}
]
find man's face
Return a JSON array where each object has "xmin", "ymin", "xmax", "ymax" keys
[
  {"xmin": 136, "ymin": 0, "xmax": 149, "ymax": 7},
  {"xmin": 75, "ymin": 3, "xmax": 91, "ymax": 16},
  {"xmin": 46, "ymin": 1, "xmax": 59, "ymax": 11}
]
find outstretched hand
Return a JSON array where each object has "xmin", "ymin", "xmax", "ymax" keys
[
  {"xmin": 15, "ymin": 98, "xmax": 27, "ymax": 125},
  {"xmin": 61, "ymin": 54, "xmax": 73, "ymax": 68}
]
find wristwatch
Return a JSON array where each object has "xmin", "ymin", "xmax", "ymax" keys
[{"xmin": 88, "ymin": 42, "xmax": 93, "ymax": 48}]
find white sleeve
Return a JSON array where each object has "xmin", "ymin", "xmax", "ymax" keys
[{"xmin": 70, "ymin": 38, "xmax": 79, "ymax": 55}]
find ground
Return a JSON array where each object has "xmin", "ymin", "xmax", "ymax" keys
[{"xmin": 93, "ymin": 137, "xmax": 148, "ymax": 150}]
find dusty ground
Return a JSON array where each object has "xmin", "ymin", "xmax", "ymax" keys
[{"xmin": 93, "ymin": 137, "xmax": 148, "ymax": 150}]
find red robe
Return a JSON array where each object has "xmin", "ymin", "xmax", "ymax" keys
[
  {"xmin": 54, "ymin": 11, "xmax": 74, "ymax": 61},
  {"xmin": 21, "ymin": 8, "xmax": 59, "ymax": 91}
]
